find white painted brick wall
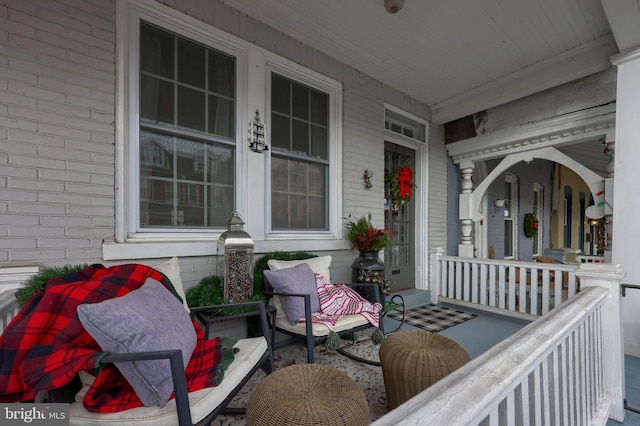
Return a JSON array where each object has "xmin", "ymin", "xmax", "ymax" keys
[
  {"xmin": 429, "ymin": 123, "xmax": 448, "ymax": 252},
  {"xmin": 0, "ymin": 0, "xmax": 116, "ymax": 265},
  {"xmin": 0, "ymin": 0, "xmax": 445, "ymax": 290}
]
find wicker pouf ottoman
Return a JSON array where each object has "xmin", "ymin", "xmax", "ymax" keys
[
  {"xmin": 246, "ymin": 364, "xmax": 369, "ymax": 426},
  {"xmin": 379, "ymin": 330, "xmax": 471, "ymax": 410}
]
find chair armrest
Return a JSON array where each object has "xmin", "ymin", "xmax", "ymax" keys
[
  {"xmin": 190, "ymin": 301, "xmax": 274, "ymax": 372},
  {"xmin": 100, "ymin": 350, "xmax": 192, "ymax": 426}
]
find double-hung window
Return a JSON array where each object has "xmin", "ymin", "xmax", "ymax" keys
[
  {"xmin": 504, "ymin": 173, "xmax": 518, "ymax": 259},
  {"xmin": 138, "ymin": 21, "xmax": 236, "ymax": 230},
  {"xmin": 270, "ymin": 74, "xmax": 329, "ymax": 230}
]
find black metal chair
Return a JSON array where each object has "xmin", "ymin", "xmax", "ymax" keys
[{"xmin": 257, "ymin": 253, "xmax": 384, "ymax": 364}]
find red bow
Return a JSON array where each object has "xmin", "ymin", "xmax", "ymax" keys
[{"xmin": 398, "ymin": 166, "xmax": 413, "ymax": 199}]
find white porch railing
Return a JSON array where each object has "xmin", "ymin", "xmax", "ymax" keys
[
  {"xmin": 431, "ymin": 247, "xmax": 580, "ymax": 319},
  {"xmin": 373, "ymin": 263, "xmax": 627, "ymax": 425}
]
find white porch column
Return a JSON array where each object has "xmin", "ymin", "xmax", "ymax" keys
[
  {"xmin": 611, "ymin": 48, "xmax": 640, "ymax": 356},
  {"xmin": 603, "ymin": 136, "xmax": 614, "ymax": 263},
  {"xmin": 576, "ymin": 263, "xmax": 627, "ymax": 422},
  {"xmin": 458, "ymin": 162, "xmax": 475, "ymax": 258},
  {"xmin": 430, "ymin": 247, "xmax": 444, "ymax": 303}
]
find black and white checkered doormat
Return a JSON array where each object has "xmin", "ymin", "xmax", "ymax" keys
[{"xmin": 388, "ymin": 304, "xmax": 477, "ymax": 333}]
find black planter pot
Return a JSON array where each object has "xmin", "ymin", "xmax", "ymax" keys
[{"xmin": 351, "ymin": 250, "xmax": 386, "ymax": 284}]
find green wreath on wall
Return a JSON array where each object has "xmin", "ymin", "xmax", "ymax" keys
[{"xmin": 523, "ymin": 213, "xmax": 539, "ymax": 238}]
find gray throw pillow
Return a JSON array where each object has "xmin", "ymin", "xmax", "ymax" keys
[
  {"xmin": 263, "ymin": 263, "xmax": 320, "ymax": 324},
  {"xmin": 77, "ymin": 278, "xmax": 197, "ymax": 407}
]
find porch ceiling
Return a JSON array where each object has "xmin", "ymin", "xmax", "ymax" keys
[{"xmin": 219, "ymin": 0, "xmax": 640, "ymax": 124}]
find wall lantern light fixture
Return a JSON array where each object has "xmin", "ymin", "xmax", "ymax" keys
[{"xmin": 248, "ymin": 110, "xmax": 269, "ymax": 153}]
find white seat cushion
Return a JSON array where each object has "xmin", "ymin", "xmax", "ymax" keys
[
  {"xmin": 69, "ymin": 336, "xmax": 267, "ymax": 426},
  {"xmin": 275, "ymin": 314, "xmax": 371, "ymax": 336},
  {"xmin": 269, "ymin": 292, "xmax": 370, "ymax": 337}
]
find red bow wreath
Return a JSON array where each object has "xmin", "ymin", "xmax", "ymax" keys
[{"xmin": 398, "ymin": 166, "xmax": 413, "ymax": 199}]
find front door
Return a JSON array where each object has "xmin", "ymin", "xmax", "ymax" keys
[{"xmin": 384, "ymin": 142, "xmax": 415, "ymax": 291}]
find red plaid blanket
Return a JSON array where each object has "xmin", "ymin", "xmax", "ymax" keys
[{"xmin": 0, "ymin": 263, "xmax": 231, "ymax": 413}]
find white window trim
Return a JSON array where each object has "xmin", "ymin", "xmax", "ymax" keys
[
  {"xmin": 106, "ymin": 0, "xmax": 344, "ymax": 260},
  {"xmin": 533, "ymin": 183, "xmax": 544, "ymax": 257},
  {"xmin": 504, "ymin": 173, "xmax": 518, "ymax": 260}
]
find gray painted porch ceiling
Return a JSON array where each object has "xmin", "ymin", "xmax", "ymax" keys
[{"xmin": 219, "ymin": 0, "xmax": 640, "ymax": 125}]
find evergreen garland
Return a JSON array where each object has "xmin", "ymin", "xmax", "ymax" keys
[{"xmin": 17, "ymin": 264, "xmax": 89, "ymax": 307}]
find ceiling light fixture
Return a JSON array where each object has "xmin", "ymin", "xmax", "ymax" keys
[{"xmin": 384, "ymin": 0, "xmax": 404, "ymax": 14}]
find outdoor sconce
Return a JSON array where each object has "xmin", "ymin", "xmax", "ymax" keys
[
  {"xmin": 248, "ymin": 110, "xmax": 269, "ymax": 153},
  {"xmin": 363, "ymin": 169, "xmax": 373, "ymax": 188},
  {"xmin": 384, "ymin": 0, "xmax": 404, "ymax": 14},
  {"xmin": 590, "ymin": 219, "xmax": 601, "ymax": 227},
  {"xmin": 493, "ymin": 198, "xmax": 505, "ymax": 216},
  {"xmin": 217, "ymin": 212, "xmax": 255, "ymax": 303}
]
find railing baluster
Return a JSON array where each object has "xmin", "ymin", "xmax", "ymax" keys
[
  {"xmin": 542, "ymin": 357, "xmax": 551, "ymax": 426},
  {"xmin": 552, "ymin": 348, "xmax": 561, "ymax": 426},
  {"xmin": 448, "ymin": 261, "xmax": 455, "ymax": 298},
  {"xmin": 463, "ymin": 261, "xmax": 470, "ymax": 302},
  {"xmin": 471, "ymin": 262, "xmax": 479, "ymax": 303},
  {"xmin": 533, "ymin": 365, "xmax": 542, "ymax": 426},
  {"xmin": 498, "ymin": 266, "xmax": 506, "ymax": 309},
  {"xmin": 480, "ymin": 263, "xmax": 487, "ymax": 305}
]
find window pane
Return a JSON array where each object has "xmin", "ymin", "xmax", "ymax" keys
[
  {"xmin": 292, "ymin": 120, "xmax": 309, "ymax": 155},
  {"xmin": 308, "ymin": 162, "xmax": 325, "ymax": 195},
  {"xmin": 290, "ymin": 160, "xmax": 308, "ymax": 194},
  {"xmin": 140, "ymin": 22, "xmax": 174, "ymax": 79},
  {"xmin": 309, "ymin": 196, "xmax": 325, "ymax": 229},
  {"xmin": 208, "ymin": 95, "xmax": 234, "ymax": 138},
  {"xmin": 139, "ymin": 129, "xmax": 234, "ymax": 228},
  {"xmin": 208, "ymin": 51, "xmax": 235, "ymax": 97},
  {"xmin": 177, "ymin": 38, "xmax": 205, "ymax": 88},
  {"xmin": 292, "ymin": 82, "xmax": 309, "ymax": 119},
  {"xmin": 177, "ymin": 86, "xmax": 205, "ymax": 131},
  {"xmin": 271, "ymin": 114, "xmax": 290, "ymax": 150},
  {"xmin": 272, "ymin": 75, "xmax": 290, "ymax": 114},
  {"xmin": 310, "ymin": 90, "xmax": 327, "ymax": 125},
  {"xmin": 271, "ymin": 156, "xmax": 289, "ymax": 191},
  {"xmin": 271, "ymin": 192, "xmax": 288, "ymax": 229},
  {"xmin": 289, "ymin": 195, "xmax": 308, "ymax": 228},
  {"xmin": 140, "ymin": 75, "xmax": 174, "ymax": 125},
  {"xmin": 209, "ymin": 185, "xmax": 234, "ymax": 226},
  {"xmin": 310, "ymin": 125, "xmax": 327, "ymax": 159},
  {"xmin": 504, "ymin": 221, "xmax": 513, "ymax": 257}
]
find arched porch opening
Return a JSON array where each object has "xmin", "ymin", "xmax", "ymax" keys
[{"xmin": 447, "ymin": 105, "xmax": 615, "ymax": 260}]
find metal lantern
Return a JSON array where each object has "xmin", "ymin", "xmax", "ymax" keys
[{"xmin": 217, "ymin": 211, "xmax": 255, "ymax": 303}]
